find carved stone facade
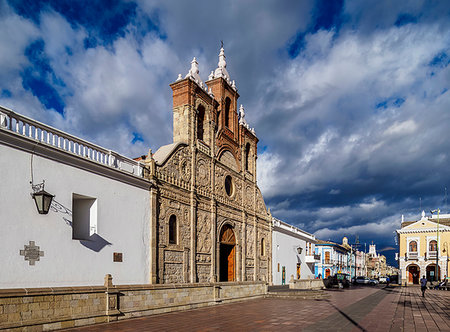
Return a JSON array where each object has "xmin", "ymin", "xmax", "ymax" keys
[{"xmin": 143, "ymin": 48, "xmax": 272, "ymax": 284}]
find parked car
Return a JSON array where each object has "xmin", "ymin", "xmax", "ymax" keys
[
  {"xmin": 378, "ymin": 276, "xmax": 389, "ymax": 284},
  {"xmin": 326, "ymin": 273, "xmax": 351, "ymax": 288},
  {"xmin": 369, "ymin": 278, "xmax": 379, "ymax": 286},
  {"xmin": 354, "ymin": 276, "xmax": 370, "ymax": 285}
]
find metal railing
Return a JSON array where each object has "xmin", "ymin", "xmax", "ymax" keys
[{"xmin": 0, "ymin": 106, "xmax": 144, "ymax": 178}]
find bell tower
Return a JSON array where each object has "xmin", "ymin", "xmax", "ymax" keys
[
  {"xmin": 206, "ymin": 47, "xmax": 241, "ymax": 164},
  {"xmin": 169, "ymin": 58, "xmax": 217, "ymax": 147}
]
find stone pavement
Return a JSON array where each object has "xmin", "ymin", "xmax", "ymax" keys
[{"xmin": 64, "ymin": 286, "xmax": 449, "ymax": 332}]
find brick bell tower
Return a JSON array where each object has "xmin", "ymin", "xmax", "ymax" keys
[{"xmin": 169, "ymin": 46, "xmax": 258, "ymax": 174}]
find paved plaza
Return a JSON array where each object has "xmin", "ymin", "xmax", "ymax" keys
[{"xmin": 64, "ymin": 286, "xmax": 449, "ymax": 332}]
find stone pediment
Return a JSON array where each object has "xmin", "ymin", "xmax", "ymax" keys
[
  {"xmin": 399, "ymin": 218, "xmax": 450, "ymax": 233},
  {"xmin": 154, "ymin": 142, "xmax": 188, "ymax": 166}
]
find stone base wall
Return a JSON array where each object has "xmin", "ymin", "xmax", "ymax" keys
[
  {"xmin": 289, "ymin": 279, "xmax": 325, "ymax": 290},
  {"xmin": 0, "ymin": 281, "xmax": 267, "ymax": 331}
]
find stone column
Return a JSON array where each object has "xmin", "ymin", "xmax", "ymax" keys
[
  {"xmin": 210, "ymin": 198, "xmax": 217, "ymax": 282},
  {"xmin": 149, "ymin": 184, "xmax": 158, "ymax": 284},
  {"xmin": 190, "ymin": 141, "xmax": 197, "ymax": 283}
]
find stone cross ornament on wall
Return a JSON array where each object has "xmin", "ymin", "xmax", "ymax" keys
[{"xmin": 20, "ymin": 241, "xmax": 44, "ymax": 265}]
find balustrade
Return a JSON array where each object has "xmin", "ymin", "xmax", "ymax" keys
[{"xmin": 0, "ymin": 107, "xmax": 144, "ymax": 178}]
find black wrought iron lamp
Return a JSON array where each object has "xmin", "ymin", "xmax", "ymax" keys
[
  {"xmin": 297, "ymin": 247, "xmax": 303, "ymax": 254},
  {"xmin": 31, "ymin": 181, "xmax": 54, "ymax": 214}
]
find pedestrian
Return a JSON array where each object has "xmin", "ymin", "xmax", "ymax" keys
[{"xmin": 420, "ymin": 275, "xmax": 427, "ymax": 297}]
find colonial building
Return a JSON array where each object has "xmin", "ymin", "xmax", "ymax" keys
[
  {"xmin": 397, "ymin": 211, "xmax": 450, "ymax": 284},
  {"xmin": 271, "ymin": 218, "xmax": 318, "ymax": 284},
  {"xmin": 315, "ymin": 238, "xmax": 351, "ymax": 278},
  {"xmin": 0, "ymin": 47, "xmax": 272, "ymax": 288},
  {"xmin": 365, "ymin": 244, "xmax": 387, "ymax": 279}
]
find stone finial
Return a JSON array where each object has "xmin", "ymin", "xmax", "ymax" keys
[
  {"xmin": 239, "ymin": 105, "xmax": 246, "ymax": 125},
  {"xmin": 185, "ymin": 57, "xmax": 204, "ymax": 86},
  {"xmin": 232, "ymin": 80, "xmax": 236, "ymax": 90},
  {"xmin": 214, "ymin": 47, "xmax": 231, "ymax": 82},
  {"xmin": 176, "ymin": 74, "xmax": 182, "ymax": 81},
  {"xmin": 422, "ymin": 210, "xmax": 425, "ymax": 218},
  {"xmin": 208, "ymin": 71, "xmax": 214, "ymax": 80},
  {"xmin": 104, "ymin": 274, "xmax": 113, "ymax": 288},
  {"xmin": 401, "ymin": 214, "xmax": 404, "ymax": 222}
]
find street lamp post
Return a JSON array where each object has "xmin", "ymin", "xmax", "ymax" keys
[
  {"xmin": 431, "ymin": 209, "xmax": 440, "ymax": 281},
  {"xmin": 443, "ymin": 242, "xmax": 449, "ymax": 280}
]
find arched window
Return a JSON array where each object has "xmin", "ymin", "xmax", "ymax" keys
[
  {"xmin": 409, "ymin": 241, "xmax": 417, "ymax": 252},
  {"xmin": 197, "ymin": 105, "xmax": 205, "ymax": 141},
  {"xmin": 169, "ymin": 215, "xmax": 177, "ymax": 244},
  {"xmin": 429, "ymin": 240, "xmax": 437, "ymax": 252},
  {"xmin": 224, "ymin": 97, "xmax": 231, "ymax": 128},
  {"xmin": 245, "ymin": 143, "xmax": 250, "ymax": 171},
  {"xmin": 261, "ymin": 238, "xmax": 265, "ymax": 256}
]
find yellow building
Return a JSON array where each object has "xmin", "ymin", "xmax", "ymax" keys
[{"xmin": 397, "ymin": 211, "xmax": 450, "ymax": 284}]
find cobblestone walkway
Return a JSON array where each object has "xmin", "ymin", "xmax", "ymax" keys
[{"xmin": 64, "ymin": 286, "xmax": 450, "ymax": 332}]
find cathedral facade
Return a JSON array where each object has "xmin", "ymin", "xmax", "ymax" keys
[{"xmin": 144, "ymin": 47, "xmax": 272, "ymax": 284}]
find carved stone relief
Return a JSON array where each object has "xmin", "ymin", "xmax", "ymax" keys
[
  {"xmin": 196, "ymin": 158, "xmax": 210, "ymax": 191},
  {"xmin": 245, "ymin": 185, "xmax": 254, "ymax": 209},
  {"xmin": 196, "ymin": 211, "xmax": 212, "ymax": 253},
  {"xmin": 247, "ymin": 225, "xmax": 255, "ymax": 257},
  {"xmin": 160, "ymin": 146, "xmax": 191, "ymax": 184}
]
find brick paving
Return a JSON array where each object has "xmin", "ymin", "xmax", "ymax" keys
[{"xmin": 64, "ymin": 286, "xmax": 450, "ymax": 332}]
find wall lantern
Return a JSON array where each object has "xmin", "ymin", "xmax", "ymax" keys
[
  {"xmin": 31, "ymin": 181, "xmax": 54, "ymax": 215},
  {"xmin": 297, "ymin": 247, "xmax": 303, "ymax": 254}
]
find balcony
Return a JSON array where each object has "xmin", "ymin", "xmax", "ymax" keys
[
  {"xmin": 427, "ymin": 251, "xmax": 437, "ymax": 259},
  {"xmin": 305, "ymin": 254, "xmax": 320, "ymax": 263},
  {"xmin": 407, "ymin": 252, "xmax": 418, "ymax": 260}
]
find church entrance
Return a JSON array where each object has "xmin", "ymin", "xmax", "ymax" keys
[
  {"xmin": 407, "ymin": 264, "xmax": 420, "ymax": 284},
  {"xmin": 219, "ymin": 225, "xmax": 236, "ymax": 282}
]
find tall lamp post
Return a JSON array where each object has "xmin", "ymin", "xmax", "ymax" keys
[
  {"xmin": 443, "ymin": 242, "xmax": 449, "ymax": 281},
  {"xmin": 431, "ymin": 209, "xmax": 440, "ymax": 281}
]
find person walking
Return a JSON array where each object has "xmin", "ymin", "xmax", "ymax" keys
[{"xmin": 420, "ymin": 275, "xmax": 427, "ymax": 297}]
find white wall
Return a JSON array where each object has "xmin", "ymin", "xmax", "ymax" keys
[
  {"xmin": 0, "ymin": 144, "xmax": 151, "ymax": 288},
  {"xmin": 272, "ymin": 229, "xmax": 315, "ymax": 285}
]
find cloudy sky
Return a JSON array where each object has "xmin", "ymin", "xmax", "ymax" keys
[{"xmin": 1, "ymin": 0, "xmax": 449, "ymax": 265}]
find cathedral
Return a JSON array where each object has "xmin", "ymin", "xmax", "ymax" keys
[{"xmin": 144, "ymin": 47, "xmax": 273, "ymax": 283}]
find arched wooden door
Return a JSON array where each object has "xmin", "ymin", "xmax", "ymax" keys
[
  {"xmin": 219, "ymin": 225, "xmax": 236, "ymax": 282},
  {"xmin": 408, "ymin": 265, "xmax": 420, "ymax": 284}
]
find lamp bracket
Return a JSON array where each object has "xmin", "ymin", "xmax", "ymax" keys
[{"xmin": 31, "ymin": 180, "xmax": 45, "ymax": 193}]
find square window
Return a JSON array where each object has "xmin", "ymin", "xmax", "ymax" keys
[{"xmin": 72, "ymin": 194, "xmax": 97, "ymax": 240}]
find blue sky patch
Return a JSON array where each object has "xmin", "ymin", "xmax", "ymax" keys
[
  {"xmin": 22, "ymin": 39, "xmax": 65, "ymax": 115},
  {"xmin": 394, "ymin": 13, "xmax": 417, "ymax": 27},
  {"xmin": 376, "ymin": 97, "xmax": 405, "ymax": 110},
  {"xmin": 429, "ymin": 52, "xmax": 449, "ymax": 68},
  {"xmin": 132, "ymin": 132, "xmax": 144, "ymax": 144},
  {"xmin": 287, "ymin": 0, "xmax": 344, "ymax": 58},
  {"xmin": 1, "ymin": 89, "xmax": 12, "ymax": 98}
]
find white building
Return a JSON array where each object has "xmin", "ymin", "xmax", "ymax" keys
[
  {"xmin": 0, "ymin": 106, "xmax": 152, "ymax": 288},
  {"xmin": 272, "ymin": 218, "xmax": 318, "ymax": 284}
]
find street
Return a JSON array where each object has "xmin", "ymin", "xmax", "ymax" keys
[{"xmin": 64, "ymin": 286, "xmax": 449, "ymax": 332}]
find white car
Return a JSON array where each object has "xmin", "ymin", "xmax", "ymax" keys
[{"xmin": 379, "ymin": 276, "xmax": 388, "ymax": 284}]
